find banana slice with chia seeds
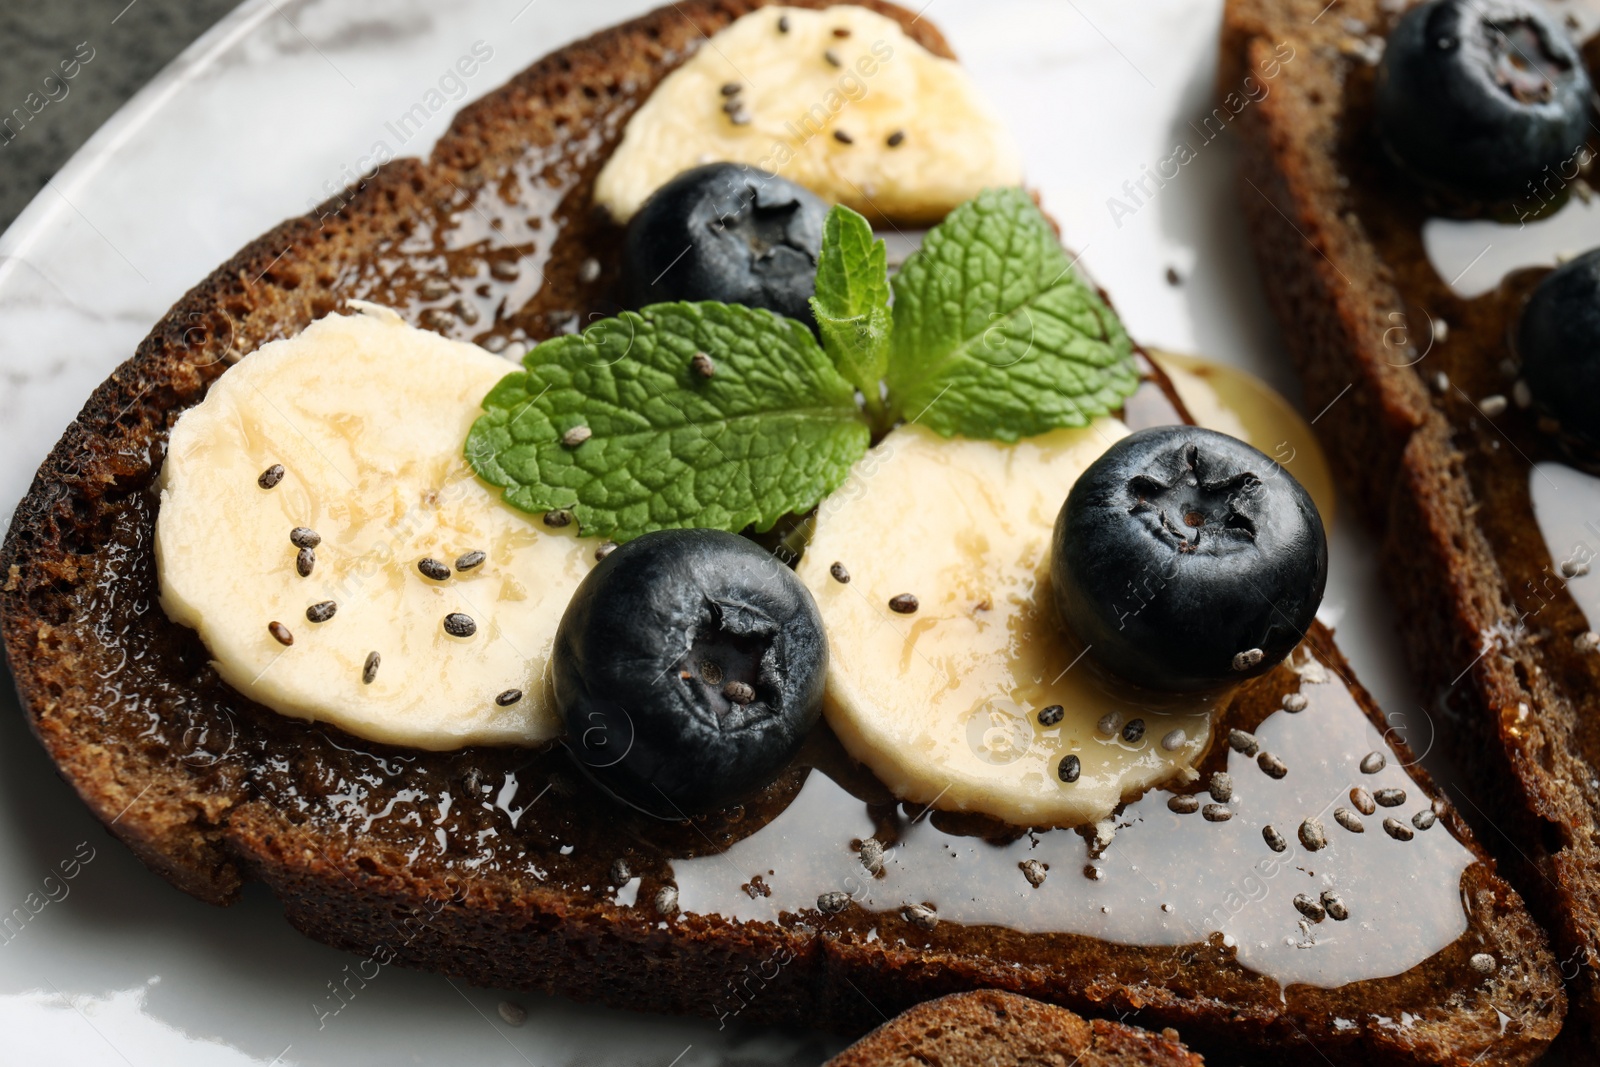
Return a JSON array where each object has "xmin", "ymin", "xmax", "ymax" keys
[
  {"xmin": 796, "ymin": 423, "xmax": 1215, "ymax": 828},
  {"xmin": 594, "ymin": 4, "xmax": 1024, "ymax": 225},
  {"xmin": 155, "ymin": 306, "xmax": 592, "ymax": 749}
]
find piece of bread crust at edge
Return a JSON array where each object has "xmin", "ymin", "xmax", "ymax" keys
[
  {"xmin": 1221, "ymin": 0, "xmax": 1600, "ymax": 1053},
  {"xmin": 824, "ymin": 989, "xmax": 1205, "ymax": 1067},
  {"xmin": 0, "ymin": 2, "xmax": 1565, "ymax": 1063}
]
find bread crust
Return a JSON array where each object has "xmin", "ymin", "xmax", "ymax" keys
[
  {"xmin": 1222, "ymin": 0, "xmax": 1600, "ymax": 1052},
  {"xmin": 824, "ymin": 989, "xmax": 1205, "ymax": 1067},
  {"xmin": 0, "ymin": 2, "xmax": 1568, "ymax": 1062}
]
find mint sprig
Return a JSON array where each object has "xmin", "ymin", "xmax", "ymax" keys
[
  {"xmin": 467, "ymin": 302, "xmax": 869, "ymax": 542},
  {"xmin": 466, "ymin": 187, "xmax": 1140, "ymax": 541},
  {"xmin": 886, "ymin": 188, "xmax": 1137, "ymax": 441},
  {"xmin": 810, "ymin": 205, "xmax": 892, "ymax": 424}
]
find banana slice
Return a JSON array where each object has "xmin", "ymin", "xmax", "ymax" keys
[
  {"xmin": 796, "ymin": 424, "xmax": 1215, "ymax": 828},
  {"xmin": 593, "ymin": 5, "xmax": 1024, "ymax": 225},
  {"xmin": 156, "ymin": 306, "xmax": 592, "ymax": 749}
]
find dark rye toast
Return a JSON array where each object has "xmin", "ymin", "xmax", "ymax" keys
[
  {"xmin": 1221, "ymin": 0, "xmax": 1600, "ymax": 1048},
  {"xmin": 823, "ymin": 989, "xmax": 1205, "ymax": 1067},
  {"xmin": 0, "ymin": 1, "xmax": 1566, "ymax": 1062}
]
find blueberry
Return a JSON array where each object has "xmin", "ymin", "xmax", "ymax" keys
[
  {"xmin": 553, "ymin": 528, "xmax": 827, "ymax": 816},
  {"xmin": 1375, "ymin": 0, "xmax": 1591, "ymax": 203},
  {"xmin": 1518, "ymin": 248, "xmax": 1600, "ymax": 448},
  {"xmin": 623, "ymin": 163, "xmax": 828, "ymax": 325},
  {"xmin": 1051, "ymin": 427, "xmax": 1328, "ymax": 693}
]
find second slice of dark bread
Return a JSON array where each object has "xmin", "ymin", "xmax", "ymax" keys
[{"xmin": 1222, "ymin": 0, "xmax": 1600, "ymax": 1051}]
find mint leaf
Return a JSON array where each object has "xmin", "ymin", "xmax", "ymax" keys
[
  {"xmin": 810, "ymin": 205, "xmax": 891, "ymax": 412},
  {"xmin": 886, "ymin": 188, "xmax": 1138, "ymax": 441},
  {"xmin": 467, "ymin": 302, "xmax": 870, "ymax": 543}
]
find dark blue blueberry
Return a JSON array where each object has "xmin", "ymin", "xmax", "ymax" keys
[
  {"xmin": 1376, "ymin": 0, "xmax": 1591, "ymax": 202},
  {"xmin": 623, "ymin": 163, "xmax": 828, "ymax": 325},
  {"xmin": 1051, "ymin": 427, "xmax": 1328, "ymax": 693},
  {"xmin": 553, "ymin": 528, "xmax": 827, "ymax": 816},
  {"xmin": 1518, "ymin": 248, "xmax": 1600, "ymax": 448}
]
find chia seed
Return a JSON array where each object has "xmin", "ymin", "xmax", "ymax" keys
[
  {"xmin": 1257, "ymin": 751, "xmax": 1288, "ymax": 779},
  {"xmin": 1232, "ymin": 647, "xmax": 1265, "ymax": 671},
  {"xmin": 903, "ymin": 903, "xmax": 937, "ymax": 930},
  {"xmin": 497, "ymin": 1001, "xmax": 527, "ymax": 1027},
  {"xmin": 832, "ymin": 26, "xmax": 852, "ymax": 37},
  {"xmin": 362, "ymin": 651, "xmax": 380, "ymax": 685},
  {"xmin": 723, "ymin": 681, "xmax": 756, "ymax": 705},
  {"xmin": 1121, "ymin": 718, "xmax": 1146, "ymax": 743},
  {"xmin": 596, "ymin": 541, "xmax": 618, "ymax": 562},
  {"xmin": 1374, "ymin": 787, "xmax": 1407, "ymax": 807},
  {"xmin": 1293, "ymin": 893, "xmax": 1326, "ymax": 922},
  {"xmin": 1282, "ymin": 692, "xmax": 1308, "ymax": 712},
  {"xmin": 817, "ymin": 890, "xmax": 850, "ymax": 914},
  {"xmin": 1382, "ymin": 817, "xmax": 1414, "ymax": 841},
  {"xmin": 1334, "ymin": 807, "xmax": 1365, "ymax": 833},
  {"xmin": 1037, "ymin": 704, "xmax": 1064, "ymax": 727},
  {"xmin": 1262, "ymin": 825, "xmax": 1287, "ymax": 852},
  {"xmin": 1412, "ymin": 809, "xmax": 1437, "ymax": 831},
  {"xmin": 1359, "ymin": 751, "xmax": 1386, "ymax": 774},
  {"xmin": 1057, "ymin": 754, "xmax": 1082, "ymax": 783},
  {"xmin": 1228, "ymin": 729, "xmax": 1259, "ymax": 756},
  {"xmin": 306, "ymin": 601, "xmax": 337, "ymax": 623},
  {"xmin": 257, "ymin": 464, "xmax": 285, "ymax": 489},
  {"xmin": 1020, "ymin": 859, "xmax": 1047, "ymax": 887},
  {"xmin": 888, "ymin": 593, "xmax": 918, "ymax": 614},
  {"xmin": 1096, "ymin": 712, "xmax": 1121, "ymax": 736},
  {"xmin": 1299, "ymin": 818, "xmax": 1328, "ymax": 851},
  {"xmin": 543, "ymin": 509, "xmax": 572, "ymax": 528},
  {"xmin": 1208, "ymin": 772, "xmax": 1234, "ymax": 803},
  {"xmin": 443, "ymin": 612, "xmax": 477, "ymax": 637},
  {"xmin": 777, "ymin": 14, "xmax": 790, "ymax": 32},
  {"xmin": 833, "ymin": 129, "xmax": 854, "ymax": 145},
  {"xmin": 268, "ymin": 621, "xmax": 294, "ymax": 646},
  {"xmin": 1350, "ymin": 787, "xmax": 1376, "ymax": 815},
  {"xmin": 1470, "ymin": 952, "xmax": 1496, "ymax": 975},
  {"xmin": 655, "ymin": 886, "xmax": 679, "ymax": 914},
  {"xmin": 829, "ymin": 561, "xmax": 850, "ymax": 583},
  {"xmin": 455, "ymin": 550, "xmax": 486, "ymax": 572},
  {"xmin": 418, "ymin": 558, "xmax": 451, "ymax": 581},
  {"xmin": 858, "ymin": 838, "xmax": 885, "ymax": 875},
  {"xmin": 824, "ymin": 49, "xmax": 843, "ymax": 67},
  {"xmin": 720, "ymin": 81, "xmax": 741, "ymax": 96},
  {"xmin": 1322, "ymin": 891, "xmax": 1349, "ymax": 921},
  {"xmin": 691, "ymin": 351, "xmax": 716, "ymax": 378},
  {"xmin": 1168, "ymin": 794, "xmax": 1200, "ymax": 814},
  {"xmin": 290, "ymin": 527, "xmax": 321, "ymax": 549},
  {"xmin": 610, "ymin": 859, "xmax": 632, "ymax": 885},
  {"xmin": 1202, "ymin": 804, "xmax": 1232, "ymax": 822},
  {"xmin": 496, "ymin": 688, "xmax": 523, "ymax": 707},
  {"xmin": 886, "ymin": 129, "xmax": 906, "ymax": 147},
  {"xmin": 562, "ymin": 425, "xmax": 592, "ymax": 448},
  {"xmin": 296, "ymin": 547, "xmax": 315, "ymax": 577},
  {"xmin": 1161, "ymin": 728, "xmax": 1187, "ymax": 751}
]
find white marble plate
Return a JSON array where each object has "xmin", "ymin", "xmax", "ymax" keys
[{"xmin": 0, "ymin": 1, "xmax": 1423, "ymax": 1063}]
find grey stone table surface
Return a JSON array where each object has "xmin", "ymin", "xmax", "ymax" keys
[{"xmin": 0, "ymin": 0, "xmax": 238, "ymax": 236}]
